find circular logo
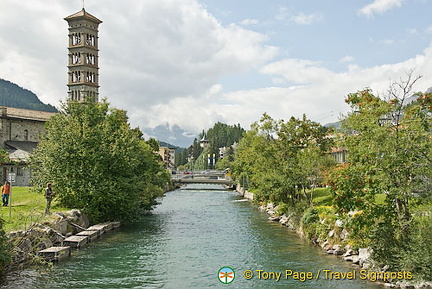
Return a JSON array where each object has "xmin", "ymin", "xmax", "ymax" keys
[{"xmin": 218, "ymin": 266, "xmax": 235, "ymax": 284}]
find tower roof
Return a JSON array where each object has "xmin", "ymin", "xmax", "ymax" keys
[
  {"xmin": 64, "ymin": 8, "xmax": 102, "ymax": 24},
  {"xmin": 200, "ymin": 134, "xmax": 209, "ymax": 142}
]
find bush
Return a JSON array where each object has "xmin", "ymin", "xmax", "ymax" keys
[
  {"xmin": 302, "ymin": 207, "xmax": 319, "ymax": 225},
  {"xmin": 398, "ymin": 215, "xmax": 432, "ymax": 280},
  {"xmin": 276, "ymin": 203, "xmax": 290, "ymax": 216},
  {"xmin": 0, "ymin": 218, "xmax": 11, "ymax": 274}
]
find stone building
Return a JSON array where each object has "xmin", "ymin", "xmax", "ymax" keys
[
  {"xmin": 0, "ymin": 107, "xmax": 56, "ymax": 186},
  {"xmin": 0, "ymin": 7, "xmax": 103, "ymax": 186},
  {"xmin": 64, "ymin": 8, "xmax": 102, "ymax": 102}
]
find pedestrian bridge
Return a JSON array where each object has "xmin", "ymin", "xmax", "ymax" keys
[
  {"xmin": 171, "ymin": 172, "xmax": 234, "ymax": 186},
  {"xmin": 172, "ymin": 178, "xmax": 233, "ymax": 185}
]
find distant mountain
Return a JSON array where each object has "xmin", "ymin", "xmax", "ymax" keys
[
  {"xmin": 143, "ymin": 123, "xmax": 197, "ymax": 148},
  {"xmin": 324, "ymin": 121, "xmax": 341, "ymax": 129},
  {"xmin": 0, "ymin": 78, "xmax": 57, "ymax": 112}
]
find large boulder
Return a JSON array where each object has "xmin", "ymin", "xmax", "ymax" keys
[
  {"xmin": 332, "ymin": 244, "xmax": 345, "ymax": 255},
  {"xmin": 358, "ymin": 248, "xmax": 372, "ymax": 268},
  {"xmin": 340, "ymin": 229, "xmax": 349, "ymax": 241},
  {"xmin": 279, "ymin": 214, "xmax": 289, "ymax": 226},
  {"xmin": 258, "ymin": 205, "xmax": 266, "ymax": 212},
  {"xmin": 266, "ymin": 203, "xmax": 275, "ymax": 210},
  {"xmin": 65, "ymin": 209, "xmax": 89, "ymax": 228}
]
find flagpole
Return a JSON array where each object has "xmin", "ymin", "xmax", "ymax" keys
[{"xmin": 8, "ymin": 174, "xmax": 14, "ymax": 218}]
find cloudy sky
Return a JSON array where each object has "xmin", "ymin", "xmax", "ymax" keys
[{"xmin": 1, "ymin": 0, "xmax": 432, "ymax": 145}]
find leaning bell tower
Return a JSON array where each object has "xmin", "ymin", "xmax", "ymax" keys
[{"xmin": 64, "ymin": 8, "xmax": 102, "ymax": 102}]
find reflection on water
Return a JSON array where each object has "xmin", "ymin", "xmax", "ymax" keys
[{"xmin": 1, "ymin": 184, "xmax": 381, "ymax": 288}]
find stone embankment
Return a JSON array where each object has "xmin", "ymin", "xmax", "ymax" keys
[
  {"xmin": 6, "ymin": 210, "xmax": 120, "ymax": 268},
  {"xmin": 236, "ymin": 186, "xmax": 432, "ymax": 289}
]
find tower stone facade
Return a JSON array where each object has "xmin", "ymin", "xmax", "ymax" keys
[{"xmin": 64, "ymin": 9, "xmax": 102, "ymax": 102}]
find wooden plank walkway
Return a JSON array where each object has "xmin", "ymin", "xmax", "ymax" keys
[
  {"xmin": 38, "ymin": 247, "xmax": 71, "ymax": 262},
  {"xmin": 63, "ymin": 235, "xmax": 88, "ymax": 248},
  {"xmin": 76, "ymin": 230, "xmax": 99, "ymax": 242},
  {"xmin": 38, "ymin": 221, "xmax": 120, "ymax": 262}
]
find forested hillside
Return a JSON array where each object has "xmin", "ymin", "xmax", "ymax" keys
[
  {"xmin": 0, "ymin": 78, "xmax": 57, "ymax": 112},
  {"xmin": 176, "ymin": 122, "xmax": 245, "ymax": 169}
]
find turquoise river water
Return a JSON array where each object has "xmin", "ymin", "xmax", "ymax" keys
[{"xmin": 1, "ymin": 184, "xmax": 382, "ymax": 288}]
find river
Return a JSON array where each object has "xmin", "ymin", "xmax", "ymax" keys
[{"xmin": 1, "ymin": 185, "xmax": 381, "ymax": 288}]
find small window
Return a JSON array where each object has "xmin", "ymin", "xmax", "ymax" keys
[
  {"xmin": 17, "ymin": 167, "xmax": 23, "ymax": 176},
  {"xmin": 24, "ymin": 130, "xmax": 29, "ymax": 141}
]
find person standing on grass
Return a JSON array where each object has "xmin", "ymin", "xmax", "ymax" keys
[
  {"xmin": 44, "ymin": 183, "xmax": 55, "ymax": 214},
  {"xmin": 1, "ymin": 181, "xmax": 10, "ymax": 206}
]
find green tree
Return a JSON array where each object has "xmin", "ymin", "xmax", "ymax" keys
[
  {"xmin": 175, "ymin": 148, "xmax": 188, "ymax": 168},
  {"xmin": 30, "ymin": 100, "xmax": 170, "ymax": 223},
  {"xmin": 232, "ymin": 113, "xmax": 332, "ymax": 205},
  {"xmin": 232, "ymin": 114, "xmax": 281, "ymax": 202},
  {"xmin": 328, "ymin": 73, "xmax": 431, "ymax": 273},
  {"xmin": 276, "ymin": 114, "xmax": 333, "ymax": 205}
]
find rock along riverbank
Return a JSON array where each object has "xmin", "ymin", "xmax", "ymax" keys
[
  {"xmin": 6, "ymin": 209, "xmax": 120, "ymax": 270},
  {"xmin": 235, "ymin": 185, "xmax": 432, "ymax": 289}
]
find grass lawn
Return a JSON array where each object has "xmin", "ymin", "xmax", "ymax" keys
[
  {"xmin": 0, "ymin": 187, "xmax": 69, "ymax": 232},
  {"xmin": 311, "ymin": 187, "xmax": 388, "ymax": 207},
  {"xmin": 311, "ymin": 187, "xmax": 333, "ymax": 206}
]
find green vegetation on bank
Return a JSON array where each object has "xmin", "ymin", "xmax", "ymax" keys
[
  {"xmin": 232, "ymin": 73, "xmax": 432, "ymax": 281},
  {"xmin": 0, "ymin": 186, "xmax": 66, "ymax": 273},
  {"xmin": 0, "ymin": 187, "xmax": 68, "ymax": 232},
  {"xmin": 29, "ymin": 99, "xmax": 171, "ymax": 223},
  {"xmin": 0, "ymin": 99, "xmax": 171, "ymax": 274}
]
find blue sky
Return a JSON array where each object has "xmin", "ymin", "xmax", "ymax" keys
[
  {"xmin": 0, "ymin": 0, "xmax": 431, "ymax": 145},
  {"xmin": 205, "ymin": 0, "xmax": 432, "ymax": 87}
]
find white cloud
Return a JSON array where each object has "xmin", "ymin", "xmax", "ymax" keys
[
  {"xmin": 407, "ymin": 28, "xmax": 419, "ymax": 35},
  {"xmin": 0, "ymin": 0, "xmax": 431, "ymax": 140},
  {"xmin": 137, "ymin": 43, "xmax": 432, "ymax": 132},
  {"xmin": 290, "ymin": 12, "xmax": 323, "ymax": 25},
  {"xmin": 98, "ymin": 0, "xmax": 279, "ymax": 113},
  {"xmin": 339, "ymin": 56, "xmax": 355, "ymax": 63},
  {"xmin": 261, "ymin": 59, "xmax": 333, "ymax": 85},
  {"xmin": 0, "ymin": 0, "xmax": 278, "ymax": 111},
  {"xmin": 240, "ymin": 19, "xmax": 259, "ymax": 26},
  {"xmin": 381, "ymin": 39, "xmax": 396, "ymax": 45},
  {"xmin": 275, "ymin": 7, "xmax": 323, "ymax": 25},
  {"xmin": 275, "ymin": 6, "xmax": 289, "ymax": 21},
  {"xmin": 359, "ymin": 0, "xmax": 403, "ymax": 17}
]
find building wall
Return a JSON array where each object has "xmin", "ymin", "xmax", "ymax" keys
[
  {"xmin": 0, "ymin": 107, "xmax": 55, "ymax": 186},
  {"xmin": 1, "ymin": 165, "xmax": 31, "ymax": 187},
  {"xmin": 330, "ymin": 148, "xmax": 348, "ymax": 164},
  {"xmin": 0, "ymin": 107, "xmax": 54, "ymax": 144},
  {"xmin": 0, "ymin": 118, "xmax": 46, "ymax": 144},
  {"xmin": 158, "ymin": 146, "xmax": 176, "ymax": 171}
]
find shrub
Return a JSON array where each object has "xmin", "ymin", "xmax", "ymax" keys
[
  {"xmin": 398, "ymin": 215, "xmax": 432, "ymax": 280},
  {"xmin": 0, "ymin": 218, "xmax": 11, "ymax": 274}
]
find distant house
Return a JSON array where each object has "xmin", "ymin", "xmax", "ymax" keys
[
  {"xmin": 158, "ymin": 146, "xmax": 176, "ymax": 172},
  {"xmin": 330, "ymin": 147, "xmax": 348, "ymax": 164},
  {"xmin": 219, "ymin": 146, "xmax": 228, "ymax": 159},
  {"xmin": 0, "ymin": 106, "xmax": 56, "ymax": 186},
  {"xmin": 219, "ymin": 142, "xmax": 238, "ymax": 159}
]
